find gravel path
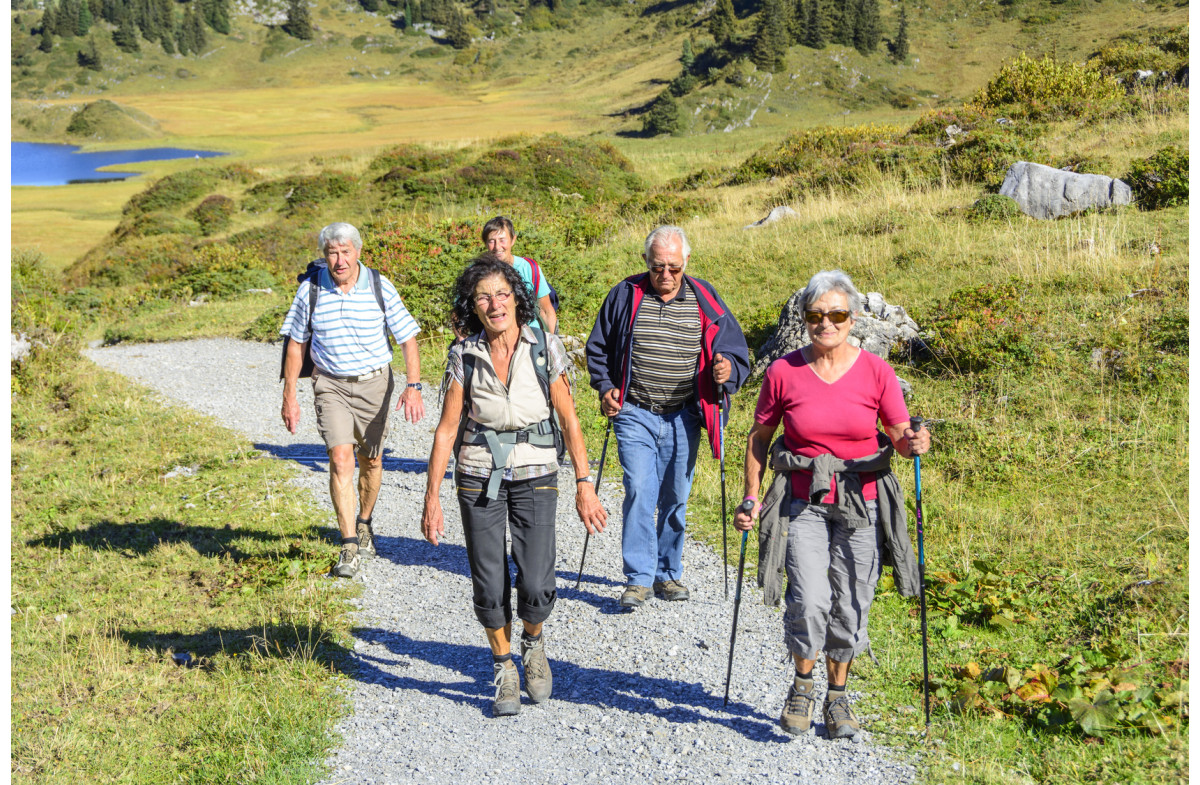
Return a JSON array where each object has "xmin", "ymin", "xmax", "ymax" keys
[{"xmin": 85, "ymin": 338, "xmax": 918, "ymax": 785}]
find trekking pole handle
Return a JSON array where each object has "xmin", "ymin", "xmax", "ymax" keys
[
  {"xmin": 737, "ymin": 498, "xmax": 755, "ymax": 515},
  {"xmin": 910, "ymin": 415, "xmax": 924, "ymax": 433}
]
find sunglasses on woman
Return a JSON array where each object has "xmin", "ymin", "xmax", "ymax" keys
[{"xmin": 803, "ymin": 309, "xmax": 851, "ymax": 325}]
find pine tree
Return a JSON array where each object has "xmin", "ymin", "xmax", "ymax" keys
[
  {"xmin": 852, "ymin": 0, "xmax": 879, "ymax": 55},
  {"xmin": 283, "ymin": 0, "xmax": 313, "ymax": 39},
  {"xmin": 76, "ymin": 0, "xmax": 93, "ymax": 36},
  {"xmin": 77, "ymin": 33, "xmax": 102, "ymax": 69},
  {"xmin": 789, "ymin": 0, "xmax": 806, "ymax": 44},
  {"xmin": 184, "ymin": 4, "xmax": 206, "ymax": 51},
  {"xmin": 113, "ymin": 12, "xmax": 139, "ymax": 50},
  {"xmin": 361, "ymin": 0, "xmax": 380, "ymax": 12},
  {"xmin": 446, "ymin": 7, "xmax": 470, "ymax": 47},
  {"xmin": 805, "ymin": 0, "xmax": 825, "ymax": 48},
  {"xmin": 39, "ymin": 21, "xmax": 55, "ymax": 51},
  {"xmin": 642, "ymin": 91, "xmax": 680, "ymax": 136},
  {"xmin": 751, "ymin": 0, "xmax": 787, "ymax": 72},
  {"xmin": 159, "ymin": 27, "xmax": 174, "ymax": 52},
  {"xmin": 680, "ymin": 37, "xmax": 694, "ymax": 70},
  {"xmin": 832, "ymin": 0, "xmax": 853, "ymax": 46},
  {"xmin": 708, "ymin": 0, "xmax": 735, "ymax": 49},
  {"xmin": 56, "ymin": 0, "xmax": 78, "ymax": 37},
  {"xmin": 202, "ymin": 0, "xmax": 230, "ymax": 34},
  {"xmin": 889, "ymin": 2, "xmax": 908, "ymax": 62}
]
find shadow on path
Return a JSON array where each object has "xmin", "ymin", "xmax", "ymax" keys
[{"xmin": 348, "ymin": 627, "xmax": 788, "ymax": 742}]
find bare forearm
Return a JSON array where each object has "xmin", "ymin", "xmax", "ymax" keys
[{"xmin": 400, "ymin": 338, "xmax": 420, "ymax": 384}]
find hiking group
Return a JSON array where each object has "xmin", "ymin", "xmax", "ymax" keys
[{"xmin": 279, "ymin": 218, "xmax": 930, "ymax": 736}]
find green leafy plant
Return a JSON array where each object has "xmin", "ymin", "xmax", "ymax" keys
[
  {"xmin": 966, "ymin": 194, "xmax": 1022, "ymax": 222},
  {"xmin": 1126, "ymin": 146, "xmax": 1188, "ymax": 210},
  {"xmin": 918, "ymin": 280, "xmax": 1040, "ymax": 373}
]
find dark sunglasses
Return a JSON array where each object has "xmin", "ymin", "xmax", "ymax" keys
[{"xmin": 804, "ymin": 309, "xmax": 851, "ymax": 325}]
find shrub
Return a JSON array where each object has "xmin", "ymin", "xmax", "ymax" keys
[
  {"xmin": 946, "ymin": 130, "xmax": 1040, "ymax": 190},
  {"xmin": 918, "ymin": 280, "xmax": 1040, "ymax": 374},
  {"xmin": 967, "ymin": 194, "xmax": 1022, "ymax": 222},
  {"xmin": 285, "ymin": 173, "xmax": 358, "ymax": 212},
  {"xmin": 1126, "ymin": 146, "xmax": 1188, "ymax": 210},
  {"xmin": 642, "ymin": 92, "xmax": 682, "ymax": 137},
  {"xmin": 618, "ymin": 191, "xmax": 716, "ymax": 225},
  {"xmin": 971, "ymin": 53, "xmax": 1125, "ymax": 119},
  {"xmin": 116, "ymin": 212, "xmax": 202, "ymax": 239},
  {"xmin": 165, "ymin": 245, "xmax": 277, "ymax": 300},
  {"xmin": 244, "ymin": 303, "xmax": 290, "ymax": 342},
  {"xmin": 368, "ymin": 144, "xmax": 464, "ymax": 174},
  {"xmin": 188, "ymin": 194, "xmax": 236, "ymax": 235},
  {"xmin": 124, "ymin": 169, "xmax": 215, "ymax": 215}
]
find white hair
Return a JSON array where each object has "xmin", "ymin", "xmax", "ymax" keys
[
  {"xmin": 800, "ymin": 269, "xmax": 863, "ymax": 315},
  {"xmin": 318, "ymin": 222, "xmax": 362, "ymax": 253},
  {"xmin": 643, "ymin": 225, "xmax": 691, "ymax": 267}
]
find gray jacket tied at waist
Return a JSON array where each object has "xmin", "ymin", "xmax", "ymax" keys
[{"xmin": 756, "ymin": 432, "xmax": 921, "ymax": 605}]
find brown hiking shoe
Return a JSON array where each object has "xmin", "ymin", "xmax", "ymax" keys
[
  {"xmin": 356, "ymin": 518, "xmax": 376, "ymax": 558},
  {"xmin": 492, "ymin": 662, "xmax": 520, "ymax": 717},
  {"xmin": 520, "ymin": 635, "xmax": 552, "ymax": 704},
  {"xmin": 619, "ymin": 584, "xmax": 653, "ymax": 608},
  {"xmin": 823, "ymin": 690, "xmax": 862, "ymax": 740},
  {"xmin": 330, "ymin": 545, "xmax": 360, "ymax": 578},
  {"xmin": 652, "ymin": 579, "xmax": 691, "ymax": 602},
  {"xmin": 780, "ymin": 676, "xmax": 817, "ymax": 736}
]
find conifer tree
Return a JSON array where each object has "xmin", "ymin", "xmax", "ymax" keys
[
  {"xmin": 159, "ymin": 27, "xmax": 175, "ymax": 52},
  {"xmin": 642, "ymin": 91, "xmax": 680, "ymax": 136},
  {"xmin": 832, "ymin": 0, "xmax": 853, "ymax": 46},
  {"xmin": 852, "ymin": 0, "xmax": 879, "ymax": 55},
  {"xmin": 202, "ymin": 0, "xmax": 230, "ymax": 34},
  {"xmin": 113, "ymin": 14, "xmax": 139, "ymax": 50},
  {"xmin": 39, "ymin": 21, "xmax": 55, "ymax": 51},
  {"xmin": 185, "ymin": 4, "xmax": 206, "ymax": 50},
  {"xmin": 446, "ymin": 7, "xmax": 470, "ymax": 47},
  {"xmin": 790, "ymin": 0, "xmax": 805, "ymax": 44},
  {"xmin": 708, "ymin": 0, "xmax": 735, "ymax": 49},
  {"xmin": 751, "ymin": 0, "xmax": 787, "ymax": 72},
  {"xmin": 283, "ymin": 0, "xmax": 313, "ymax": 39},
  {"xmin": 77, "ymin": 33, "xmax": 102, "ymax": 68},
  {"xmin": 889, "ymin": 2, "xmax": 908, "ymax": 62},
  {"xmin": 680, "ymin": 37, "xmax": 694, "ymax": 69},
  {"xmin": 76, "ymin": 0, "xmax": 92, "ymax": 36},
  {"xmin": 805, "ymin": 0, "xmax": 825, "ymax": 48},
  {"xmin": 56, "ymin": 0, "xmax": 78, "ymax": 37}
]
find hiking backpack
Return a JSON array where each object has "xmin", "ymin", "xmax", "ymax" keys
[
  {"xmin": 278, "ymin": 260, "xmax": 392, "ymax": 381},
  {"xmin": 525, "ymin": 257, "xmax": 560, "ymax": 318}
]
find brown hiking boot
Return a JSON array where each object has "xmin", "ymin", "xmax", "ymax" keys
[
  {"xmin": 780, "ymin": 676, "xmax": 817, "ymax": 736},
  {"xmin": 330, "ymin": 544, "xmax": 360, "ymax": 578},
  {"xmin": 619, "ymin": 584, "xmax": 653, "ymax": 608},
  {"xmin": 520, "ymin": 635, "xmax": 552, "ymax": 704},
  {"xmin": 492, "ymin": 662, "xmax": 520, "ymax": 717},
  {"xmin": 653, "ymin": 579, "xmax": 691, "ymax": 602},
  {"xmin": 356, "ymin": 517, "xmax": 376, "ymax": 558},
  {"xmin": 823, "ymin": 689, "xmax": 862, "ymax": 740}
]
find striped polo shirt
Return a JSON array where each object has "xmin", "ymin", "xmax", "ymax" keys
[
  {"xmin": 627, "ymin": 281, "xmax": 701, "ymax": 408},
  {"xmin": 280, "ymin": 263, "xmax": 420, "ymax": 377}
]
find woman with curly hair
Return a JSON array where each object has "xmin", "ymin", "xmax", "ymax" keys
[{"xmin": 422, "ymin": 254, "xmax": 607, "ymax": 717}]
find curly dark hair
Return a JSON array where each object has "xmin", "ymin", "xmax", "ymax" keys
[{"xmin": 451, "ymin": 254, "xmax": 537, "ymax": 336}]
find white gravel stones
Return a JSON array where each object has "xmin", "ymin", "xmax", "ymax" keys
[{"xmin": 84, "ymin": 338, "xmax": 917, "ymax": 784}]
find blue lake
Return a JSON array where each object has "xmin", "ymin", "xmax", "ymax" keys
[{"xmin": 11, "ymin": 142, "xmax": 226, "ymax": 186}]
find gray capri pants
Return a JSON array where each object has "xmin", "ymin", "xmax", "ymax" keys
[
  {"xmin": 456, "ymin": 472, "xmax": 559, "ymax": 630},
  {"xmin": 783, "ymin": 499, "xmax": 882, "ymax": 663}
]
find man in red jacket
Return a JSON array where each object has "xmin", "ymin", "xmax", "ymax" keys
[{"xmin": 585, "ymin": 225, "xmax": 750, "ymax": 609}]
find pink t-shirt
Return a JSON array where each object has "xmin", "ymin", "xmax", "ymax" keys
[{"xmin": 755, "ymin": 348, "xmax": 909, "ymax": 503}]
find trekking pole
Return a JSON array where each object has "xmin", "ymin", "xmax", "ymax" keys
[
  {"xmin": 574, "ymin": 417, "xmax": 612, "ymax": 590},
  {"xmin": 723, "ymin": 498, "xmax": 754, "ymax": 707},
  {"xmin": 719, "ymin": 415, "xmax": 729, "ymax": 601},
  {"xmin": 911, "ymin": 416, "xmax": 931, "ymax": 736}
]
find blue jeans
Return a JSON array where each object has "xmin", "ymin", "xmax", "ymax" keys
[{"xmin": 612, "ymin": 403, "xmax": 701, "ymax": 587}]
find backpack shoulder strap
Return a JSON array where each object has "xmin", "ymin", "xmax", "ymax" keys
[
  {"xmin": 527, "ymin": 258, "xmax": 541, "ymax": 300},
  {"xmin": 530, "ymin": 327, "xmax": 551, "ymax": 403},
  {"xmin": 306, "ymin": 269, "xmax": 320, "ymax": 332},
  {"xmin": 367, "ymin": 267, "xmax": 393, "ymax": 349}
]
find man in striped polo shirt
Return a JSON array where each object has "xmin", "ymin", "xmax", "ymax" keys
[
  {"xmin": 586, "ymin": 226, "xmax": 750, "ymax": 608},
  {"xmin": 280, "ymin": 222, "xmax": 425, "ymax": 579}
]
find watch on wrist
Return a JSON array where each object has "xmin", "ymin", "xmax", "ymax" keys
[{"xmin": 406, "ymin": 383, "xmax": 423, "ymax": 390}]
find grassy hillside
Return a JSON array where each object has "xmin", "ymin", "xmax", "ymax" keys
[{"xmin": 10, "ymin": 7, "xmax": 1189, "ymax": 784}]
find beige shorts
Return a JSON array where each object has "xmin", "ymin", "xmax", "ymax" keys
[{"xmin": 312, "ymin": 367, "xmax": 394, "ymax": 457}]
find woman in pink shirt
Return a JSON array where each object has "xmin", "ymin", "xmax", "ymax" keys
[{"xmin": 734, "ymin": 270, "xmax": 930, "ymax": 740}]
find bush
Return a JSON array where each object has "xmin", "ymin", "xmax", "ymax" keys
[
  {"xmin": 946, "ymin": 130, "xmax": 1040, "ymax": 190},
  {"xmin": 970, "ymin": 53, "xmax": 1125, "ymax": 120},
  {"xmin": 165, "ymin": 245, "xmax": 277, "ymax": 300},
  {"xmin": 188, "ymin": 195, "xmax": 236, "ymax": 235},
  {"xmin": 918, "ymin": 280, "xmax": 1040, "ymax": 374},
  {"xmin": 124, "ymin": 170, "xmax": 215, "ymax": 215},
  {"xmin": 618, "ymin": 191, "xmax": 716, "ymax": 225},
  {"xmin": 642, "ymin": 93, "xmax": 682, "ymax": 137},
  {"xmin": 244, "ymin": 303, "xmax": 290, "ymax": 342},
  {"xmin": 967, "ymin": 194, "xmax": 1022, "ymax": 222},
  {"xmin": 1126, "ymin": 146, "xmax": 1188, "ymax": 210}
]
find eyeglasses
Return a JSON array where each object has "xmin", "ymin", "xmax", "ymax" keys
[
  {"xmin": 474, "ymin": 290, "xmax": 513, "ymax": 306},
  {"xmin": 804, "ymin": 309, "xmax": 851, "ymax": 325},
  {"xmin": 649, "ymin": 264, "xmax": 684, "ymax": 275}
]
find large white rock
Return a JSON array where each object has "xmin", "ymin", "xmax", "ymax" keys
[{"xmin": 999, "ymin": 161, "xmax": 1133, "ymax": 220}]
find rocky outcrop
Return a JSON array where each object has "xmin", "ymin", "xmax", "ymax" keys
[
  {"xmin": 999, "ymin": 161, "xmax": 1133, "ymax": 220},
  {"xmin": 744, "ymin": 205, "xmax": 798, "ymax": 229}
]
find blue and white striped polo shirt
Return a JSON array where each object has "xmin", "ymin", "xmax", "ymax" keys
[{"xmin": 280, "ymin": 264, "xmax": 420, "ymax": 377}]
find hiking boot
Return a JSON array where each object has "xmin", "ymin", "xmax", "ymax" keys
[
  {"xmin": 492, "ymin": 662, "xmax": 521, "ymax": 717},
  {"xmin": 653, "ymin": 579, "xmax": 691, "ymax": 602},
  {"xmin": 823, "ymin": 689, "xmax": 862, "ymax": 740},
  {"xmin": 330, "ymin": 545, "xmax": 360, "ymax": 578},
  {"xmin": 520, "ymin": 635, "xmax": 552, "ymax": 704},
  {"xmin": 619, "ymin": 584, "xmax": 653, "ymax": 609},
  {"xmin": 356, "ymin": 518, "xmax": 376, "ymax": 558},
  {"xmin": 779, "ymin": 676, "xmax": 817, "ymax": 736}
]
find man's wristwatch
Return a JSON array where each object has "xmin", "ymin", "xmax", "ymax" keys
[{"xmin": 406, "ymin": 383, "xmax": 423, "ymax": 391}]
